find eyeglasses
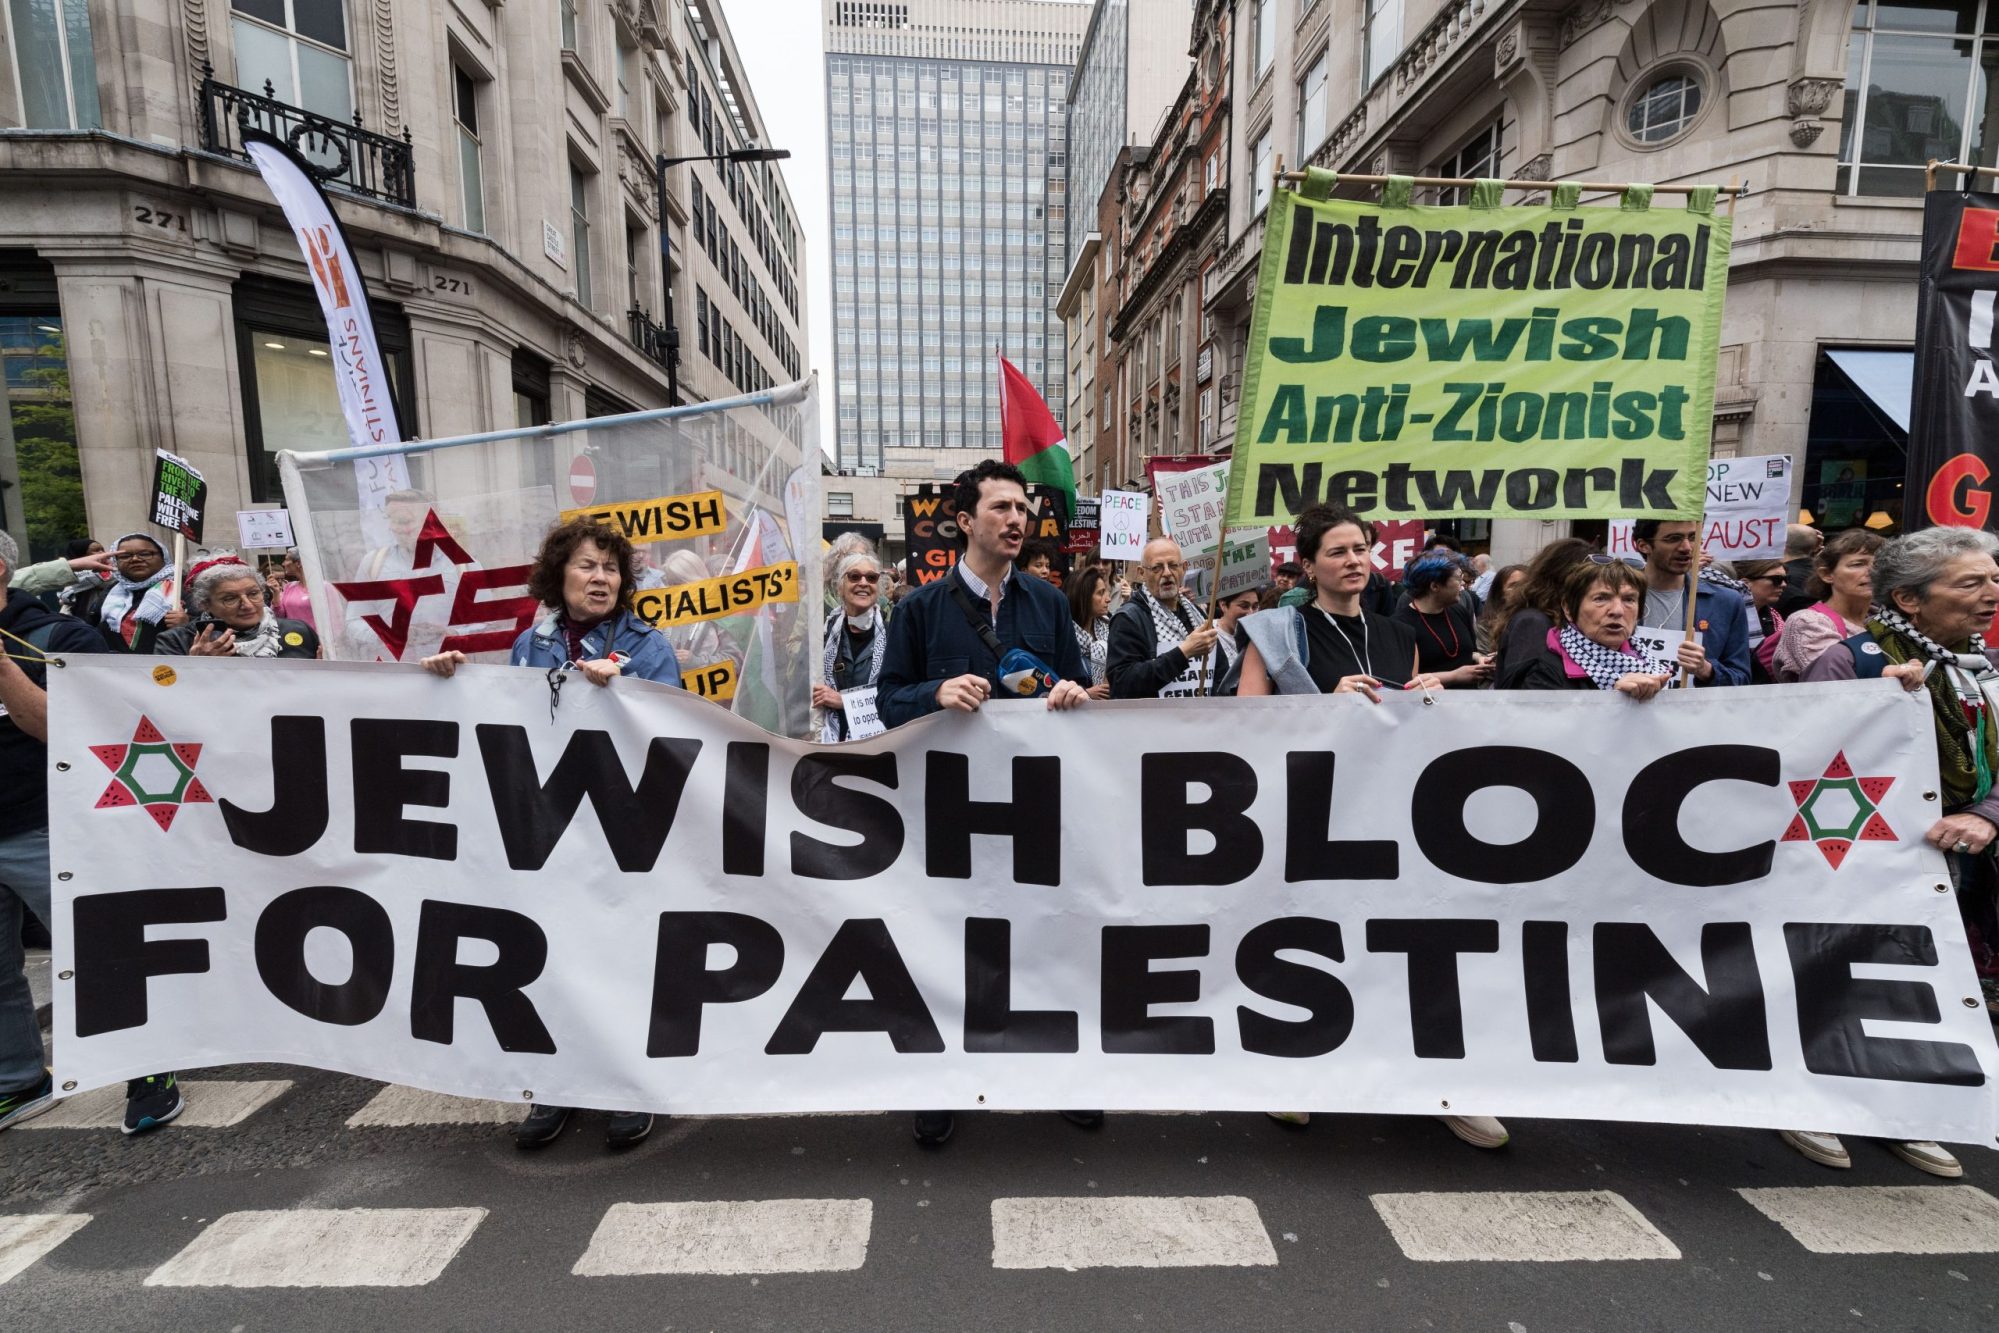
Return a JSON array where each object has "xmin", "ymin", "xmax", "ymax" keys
[
  {"xmin": 845, "ymin": 572, "xmax": 880, "ymax": 583},
  {"xmin": 1146, "ymin": 562, "xmax": 1187, "ymax": 573},
  {"xmin": 114, "ymin": 550, "xmax": 161, "ymax": 563}
]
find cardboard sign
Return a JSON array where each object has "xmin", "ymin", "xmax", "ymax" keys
[
  {"xmin": 840, "ymin": 685, "xmax": 886, "ymax": 739},
  {"xmin": 1610, "ymin": 454, "xmax": 1793, "ymax": 561},
  {"xmin": 235, "ymin": 509, "xmax": 295, "ymax": 550},
  {"xmin": 150, "ymin": 450, "xmax": 208, "ymax": 542},
  {"xmin": 1156, "ymin": 461, "xmax": 1232, "ymax": 557},
  {"xmin": 1098, "ymin": 491, "xmax": 1147, "ymax": 560},
  {"xmin": 1063, "ymin": 496, "xmax": 1100, "ymax": 554}
]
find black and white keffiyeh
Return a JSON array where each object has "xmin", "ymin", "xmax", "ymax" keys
[
  {"xmin": 1559, "ymin": 624, "xmax": 1665, "ymax": 692},
  {"xmin": 228, "ymin": 610, "xmax": 288, "ymax": 658},
  {"xmin": 820, "ymin": 606, "xmax": 887, "ymax": 742},
  {"xmin": 1872, "ymin": 604, "xmax": 1996, "ymax": 707},
  {"xmin": 1137, "ymin": 588, "xmax": 1209, "ymax": 696}
]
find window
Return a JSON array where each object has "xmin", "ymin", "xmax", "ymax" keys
[
  {"xmin": 1251, "ymin": 127, "xmax": 1274, "ymax": 214},
  {"xmin": 1252, "ymin": 0, "xmax": 1276, "ymax": 79},
  {"xmin": 230, "ymin": 0, "xmax": 352, "ymax": 121},
  {"xmin": 827, "ymin": 492, "xmax": 855, "ymax": 518},
  {"xmin": 0, "ymin": 270, "xmax": 85, "ymax": 559},
  {"xmin": 1836, "ymin": 0, "xmax": 1999, "ymax": 195},
  {"xmin": 560, "ymin": 0, "xmax": 576, "ymax": 50},
  {"xmin": 616, "ymin": 36, "xmax": 637, "ymax": 120},
  {"xmin": 1432, "ymin": 120, "xmax": 1502, "ymax": 204},
  {"xmin": 570, "ymin": 163, "xmax": 593, "ymax": 307},
  {"xmin": 453, "ymin": 65, "xmax": 485, "ymax": 232},
  {"xmin": 1297, "ymin": 50, "xmax": 1329, "ymax": 160},
  {"xmin": 8, "ymin": 0, "xmax": 99, "ymax": 128},
  {"xmin": 625, "ymin": 214, "xmax": 644, "ymax": 310},
  {"xmin": 1625, "ymin": 72, "xmax": 1703, "ymax": 145},
  {"xmin": 1365, "ymin": 0, "xmax": 1403, "ymax": 89}
]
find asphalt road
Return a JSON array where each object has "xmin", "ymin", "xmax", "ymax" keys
[{"xmin": 4, "ymin": 1054, "xmax": 1998, "ymax": 1332}]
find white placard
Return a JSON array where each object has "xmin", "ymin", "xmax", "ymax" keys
[
  {"xmin": 235, "ymin": 509, "xmax": 296, "ymax": 551},
  {"xmin": 840, "ymin": 685, "xmax": 885, "ymax": 739},
  {"xmin": 1610, "ymin": 454, "xmax": 1794, "ymax": 562},
  {"xmin": 46, "ymin": 656, "xmax": 1999, "ymax": 1145},
  {"xmin": 1097, "ymin": 490, "xmax": 1147, "ymax": 561},
  {"xmin": 1155, "ymin": 461, "xmax": 1231, "ymax": 557}
]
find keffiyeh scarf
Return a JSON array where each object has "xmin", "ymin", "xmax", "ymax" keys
[
  {"xmin": 1869, "ymin": 606, "xmax": 1998, "ymax": 806},
  {"xmin": 1559, "ymin": 624, "xmax": 1664, "ymax": 692},
  {"xmin": 227, "ymin": 610, "xmax": 288, "ymax": 658},
  {"xmin": 1138, "ymin": 588, "xmax": 1207, "ymax": 698},
  {"xmin": 98, "ymin": 533, "xmax": 176, "ymax": 642},
  {"xmin": 820, "ymin": 606, "xmax": 886, "ymax": 742}
]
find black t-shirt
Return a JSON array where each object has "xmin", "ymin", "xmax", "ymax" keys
[
  {"xmin": 831, "ymin": 624, "xmax": 877, "ymax": 693},
  {"xmin": 1, "ymin": 589, "xmax": 112, "ymax": 835},
  {"xmin": 1301, "ymin": 605, "xmax": 1417, "ymax": 693},
  {"xmin": 1393, "ymin": 600, "xmax": 1478, "ymax": 676}
]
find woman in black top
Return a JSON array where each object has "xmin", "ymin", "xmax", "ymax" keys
[{"xmin": 1392, "ymin": 553, "xmax": 1492, "ymax": 686}]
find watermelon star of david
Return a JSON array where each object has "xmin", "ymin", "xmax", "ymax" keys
[
  {"xmin": 1781, "ymin": 750, "xmax": 1896, "ymax": 871},
  {"xmin": 89, "ymin": 716, "xmax": 213, "ymax": 832}
]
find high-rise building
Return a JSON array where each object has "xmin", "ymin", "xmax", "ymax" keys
[
  {"xmin": 824, "ymin": 0, "xmax": 1092, "ymax": 474},
  {"xmin": 1065, "ymin": 1, "xmax": 1194, "ymax": 273}
]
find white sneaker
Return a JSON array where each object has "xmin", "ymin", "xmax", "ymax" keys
[
  {"xmin": 1779, "ymin": 1129, "xmax": 1851, "ymax": 1169},
  {"xmin": 1265, "ymin": 1111, "xmax": 1310, "ymax": 1127},
  {"xmin": 1440, "ymin": 1114, "xmax": 1508, "ymax": 1149},
  {"xmin": 1885, "ymin": 1140, "xmax": 1963, "ymax": 1178}
]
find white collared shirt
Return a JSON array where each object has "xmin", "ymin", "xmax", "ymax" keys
[{"xmin": 956, "ymin": 562, "xmax": 1010, "ymax": 626}]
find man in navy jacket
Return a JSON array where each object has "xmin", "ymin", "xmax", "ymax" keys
[
  {"xmin": 877, "ymin": 460, "xmax": 1089, "ymax": 725},
  {"xmin": 1631, "ymin": 518, "xmax": 1753, "ymax": 687}
]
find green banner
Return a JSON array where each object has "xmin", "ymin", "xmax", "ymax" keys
[{"xmin": 1223, "ymin": 185, "xmax": 1730, "ymax": 528}]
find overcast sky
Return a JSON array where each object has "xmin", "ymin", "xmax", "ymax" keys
[{"xmin": 729, "ymin": 2, "xmax": 836, "ymax": 461}]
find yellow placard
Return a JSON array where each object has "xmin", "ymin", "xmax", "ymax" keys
[
  {"xmin": 632, "ymin": 562, "xmax": 799, "ymax": 628},
  {"xmin": 560, "ymin": 489, "xmax": 728, "ymax": 545},
  {"xmin": 685, "ymin": 659, "xmax": 738, "ymax": 701}
]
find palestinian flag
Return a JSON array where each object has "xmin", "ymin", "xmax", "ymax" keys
[{"xmin": 999, "ymin": 353, "xmax": 1075, "ymax": 520}]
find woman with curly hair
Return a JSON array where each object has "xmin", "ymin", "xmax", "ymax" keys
[{"xmin": 418, "ymin": 515, "xmax": 679, "ymax": 1153}]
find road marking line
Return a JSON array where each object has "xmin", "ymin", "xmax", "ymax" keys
[
  {"xmin": 573, "ymin": 1199, "xmax": 873, "ymax": 1275},
  {"xmin": 1738, "ymin": 1186, "xmax": 1999, "ymax": 1254},
  {"xmin": 1370, "ymin": 1191, "xmax": 1681, "ymax": 1262},
  {"xmin": 990, "ymin": 1196, "xmax": 1278, "ymax": 1270},
  {"xmin": 0, "ymin": 1215, "xmax": 91, "ymax": 1285},
  {"xmin": 144, "ymin": 1207, "xmax": 487, "ymax": 1287},
  {"xmin": 345, "ymin": 1086, "xmax": 520, "ymax": 1127},
  {"xmin": 21, "ymin": 1080, "xmax": 290, "ymax": 1131}
]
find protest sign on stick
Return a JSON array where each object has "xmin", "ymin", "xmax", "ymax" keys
[{"xmin": 1098, "ymin": 491, "xmax": 1147, "ymax": 560}]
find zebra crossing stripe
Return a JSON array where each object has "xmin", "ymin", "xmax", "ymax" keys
[
  {"xmin": 573, "ymin": 1199, "xmax": 874, "ymax": 1275},
  {"xmin": 1738, "ymin": 1186, "xmax": 1999, "ymax": 1255},
  {"xmin": 0, "ymin": 1215, "xmax": 91, "ymax": 1285},
  {"xmin": 1370, "ymin": 1191, "xmax": 1682, "ymax": 1262},
  {"xmin": 346, "ymin": 1086, "xmax": 520, "ymax": 1127},
  {"xmin": 21, "ymin": 1080, "xmax": 291, "ymax": 1131},
  {"xmin": 144, "ymin": 1207, "xmax": 488, "ymax": 1287},
  {"xmin": 990, "ymin": 1196, "xmax": 1278, "ymax": 1270}
]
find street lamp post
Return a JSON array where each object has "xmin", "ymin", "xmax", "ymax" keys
[{"xmin": 655, "ymin": 146, "xmax": 790, "ymax": 404}]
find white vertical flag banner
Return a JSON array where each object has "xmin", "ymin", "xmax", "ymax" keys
[{"xmin": 242, "ymin": 129, "xmax": 412, "ymax": 540}]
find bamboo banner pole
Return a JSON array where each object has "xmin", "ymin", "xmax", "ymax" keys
[{"xmin": 1677, "ymin": 178, "xmax": 1740, "ymax": 689}]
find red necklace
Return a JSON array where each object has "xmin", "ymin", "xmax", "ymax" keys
[{"xmin": 1415, "ymin": 604, "xmax": 1461, "ymax": 658}]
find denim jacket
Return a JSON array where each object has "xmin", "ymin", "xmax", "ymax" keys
[{"xmin": 509, "ymin": 608, "xmax": 682, "ymax": 686}]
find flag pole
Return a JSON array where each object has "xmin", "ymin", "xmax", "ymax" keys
[{"xmin": 1678, "ymin": 177, "xmax": 1738, "ymax": 689}]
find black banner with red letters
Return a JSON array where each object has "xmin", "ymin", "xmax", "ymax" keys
[{"xmin": 1909, "ymin": 192, "xmax": 1999, "ymax": 532}]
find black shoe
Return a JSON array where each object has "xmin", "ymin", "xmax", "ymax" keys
[
  {"xmin": 1061, "ymin": 1110, "xmax": 1104, "ymax": 1128},
  {"xmin": 123, "ymin": 1073, "xmax": 183, "ymax": 1135},
  {"xmin": 606, "ymin": 1110, "xmax": 655, "ymax": 1148},
  {"xmin": 0, "ymin": 1071, "xmax": 54, "ymax": 1132},
  {"xmin": 514, "ymin": 1103, "xmax": 572, "ymax": 1148},
  {"xmin": 913, "ymin": 1110, "xmax": 954, "ymax": 1145}
]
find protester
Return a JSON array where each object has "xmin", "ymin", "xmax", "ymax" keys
[
  {"xmin": 1272, "ymin": 562, "xmax": 1302, "ymax": 595},
  {"xmin": 1108, "ymin": 537, "xmax": 1220, "ymax": 699},
  {"xmin": 1018, "ymin": 538, "xmax": 1060, "ymax": 587},
  {"xmin": 154, "ymin": 555, "xmax": 320, "ymax": 658},
  {"xmin": 420, "ymin": 516, "xmax": 679, "ymax": 1150},
  {"xmin": 875, "ymin": 459, "xmax": 1092, "ymax": 1146},
  {"xmin": 268, "ymin": 547, "xmax": 317, "ymax": 629},
  {"xmin": 1468, "ymin": 551, "xmax": 1495, "ymax": 601},
  {"xmin": 1211, "ymin": 586, "xmax": 1259, "ymax": 688},
  {"xmin": 1508, "ymin": 560, "xmax": 1672, "ymax": 697},
  {"xmin": 0, "ymin": 532, "xmax": 187, "ymax": 1134},
  {"xmin": 1066, "ymin": 565, "xmax": 1114, "ymax": 698},
  {"xmin": 1392, "ymin": 553, "xmax": 1492, "ymax": 687},
  {"xmin": 1491, "ymin": 538, "xmax": 1597, "ymax": 688},
  {"xmin": 1475, "ymin": 564, "xmax": 1527, "ymax": 658},
  {"xmin": 10, "ymin": 543, "xmax": 114, "ymax": 610},
  {"xmin": 814, "ymin": 544, "xmax": 887, "ymax": 741},
  {"xmin": 1630, "ymin": 519, "xmax": 1751, "ymax": 686},
  {"xmin": 1777, "ymin": 522, "xmax": 1825, "ymax": 617},
  {"xmin": 1771, "ymin": 529, "xmax": 1885, "ymax": 684},
  {"xmin": 1231, "ymin": 505, "xmax": 1504, "ymax": 1150},
  {"xmin": 72, "ymin": 532, "xmax": 184, "ymax": 653},
  {"xmin": 1732, "ymin": 558, "xmax": 1789, "ymax": 684},
  {"xmin": 1787, "ymin": 526, "xmax": 1999, "ymax": 1178}
]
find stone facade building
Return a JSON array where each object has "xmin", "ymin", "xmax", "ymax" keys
[{"xmin": 0, "ymin": 0, "xmax": 806, "ymax": 561}]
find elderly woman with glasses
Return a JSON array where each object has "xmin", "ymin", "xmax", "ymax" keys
[
  {"xmin": 814, "ymin": 545, "xmax": 888, "ymax": 741},
  {"xmin": 1784, "ymin": 526, "xmax": 1999, "ymax": 1180},
  {"xmin": 153, "ymin": 555, "xmax": 320, "ymax": 658}
]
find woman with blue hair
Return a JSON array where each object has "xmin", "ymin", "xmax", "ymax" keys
[{"xmin": 1391, "ymin": 552, "xmax": 1492, "ymax": 687}]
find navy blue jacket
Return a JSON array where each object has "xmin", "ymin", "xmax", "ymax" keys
[
  {"xmin": 1689, "ymin": 579, "xmax": 1753, "ymax": 688},
  {"xmin": 877, "ymin": 565, "xmax": 1088, "ymax": 726},
  {"xmin": 1, "ymin": 588, "xmax": 112, "ymax": 835}
]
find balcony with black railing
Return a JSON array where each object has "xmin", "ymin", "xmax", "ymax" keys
[
  {"xmin": 197, "ymin": 63, "xmax": 416, "ymax": 210},
  {"xmin": 627, "ymin": 306, "xmax": 677, "ymax": 372}
]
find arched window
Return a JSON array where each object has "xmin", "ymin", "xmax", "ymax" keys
[{"xmin": 1626, "ymin": 73, "xmax": 1704, "ymax": 144}]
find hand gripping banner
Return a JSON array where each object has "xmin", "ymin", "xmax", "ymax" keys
[
  {"xmin": 279, "ymin": 378, "xmax": 820, "ymax": 737},
  {"xmin": 46, "ymin": 657, "xmax": 1997, "ymax": 1144},
  {"xmin": 1224, "ymin": 180, "xmax": 1730, "ymax": 528}
]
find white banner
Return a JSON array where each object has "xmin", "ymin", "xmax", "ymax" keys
[
  {"xmin": 1098, "ymin": 490, "xmax": 1147, "ymax": 560},
  {"xmin": 242, "ymin": 132, "xmax": 412, "ymax": 532},
  {"xmin": 1156, "ymin": 461, "xmax": 1231, "ymax": 557},
  {"xmin": 1610, "ymin": 454, "xmax": 1794, "ymax": 562},
  {"xmin": 45, "ymin": 659, "xmax": 1998, "ymax": 1142}
]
